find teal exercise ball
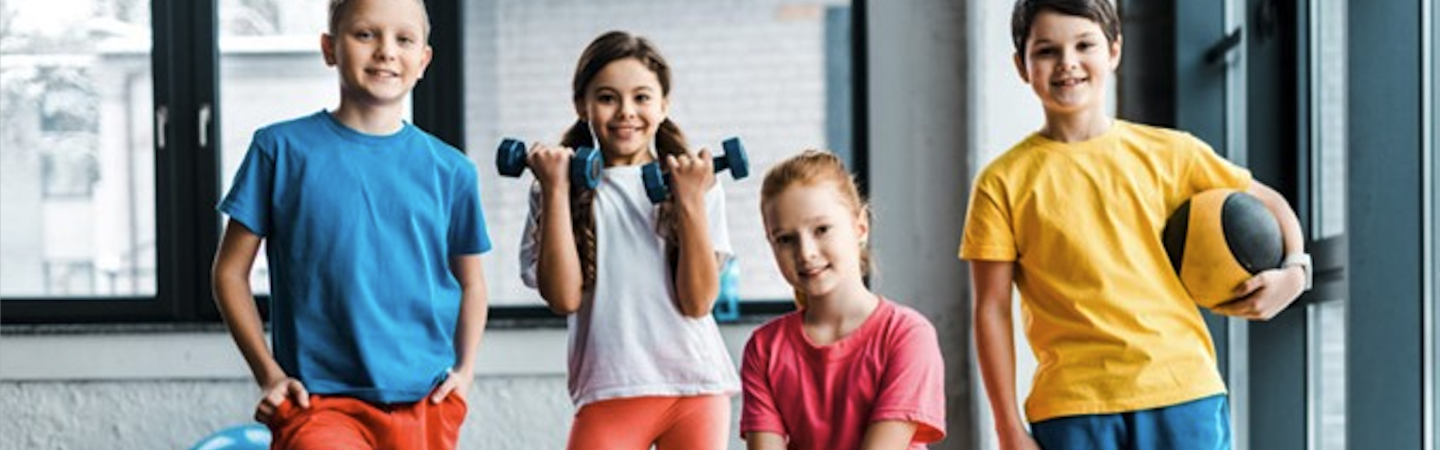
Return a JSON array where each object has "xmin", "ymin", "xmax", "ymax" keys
[{"xmin": 189, "ymin": 424, "xmax": 271, "ymax": 450}]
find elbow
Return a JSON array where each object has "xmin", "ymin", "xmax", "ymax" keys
[
  {"xmin": 679, "ymin": 303, "xmax": 712, "ymax": 319},
  {"xmin": 542, "ymin": 292, "xmax": 582, "ymax": 316},
  {"xmin": 676, "ymin": 291, "xmax": 718, "ymax": 318}
]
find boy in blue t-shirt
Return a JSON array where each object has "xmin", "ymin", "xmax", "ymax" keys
[{"xmin": 212, "ymin": 0, "xmax": 490, "ymax": 448}]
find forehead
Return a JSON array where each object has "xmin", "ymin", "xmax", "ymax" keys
[
  {"xmin": 589, "ymin": 58, "xmax": 662, "ymax": 91},
  {"xmin": 339, "ymin": 0, "xmax": 427, "ymax": 29},
  {"xmin": 1027, "ymin": 9, "xmax": 1105, "ymax": 42},
  {"xmin": 763, "ymin": 183, "xmax": 853, "ymax": 223}
]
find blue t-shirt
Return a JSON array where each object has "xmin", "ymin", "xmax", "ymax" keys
[{"xmin": 219, "ymin": 111, "xmax": 491, "ymax": 404}]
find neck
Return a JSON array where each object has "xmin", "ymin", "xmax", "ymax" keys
[
  {"xmin": 803, "ymin": 281, "xmax": 880, "ymax": 327},
  {"xmin": 331, "ymin": 100, "xmax": 406, "ymax": 135},
  {"xmin": 1041, "ymin": 108, "xmax": 1113, "ymax": 143}
]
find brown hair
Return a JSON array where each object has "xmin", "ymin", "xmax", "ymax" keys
[
  {"xmin": 563, "ymin": 30, "xmax": 690, "ymax": 289},
  {"xmin": 328, "ymin": 0, "xmax": 432, "ymax": 37},
  {"xmin": 760, "ymin": 150, "xmax": 873, "ymax": 308},
  {"xmin": 1011, "ymin": 0, "xmax": 1120, "ymax": 64}
]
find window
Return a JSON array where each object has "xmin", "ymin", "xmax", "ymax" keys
[
  {"xmin": 463, "ymin": 0, "xmax": 856, "ymax": 309},
  {"xmin": 2, "ymin": 0, "xmax": 858, "ymax": 323},
  {"xmin": 1306, "ymin": 0, "xmax": 1347, "ymax": 448},
  {"xmin": 217, "ymin": 0, "xmax": 336, "ymax": 296},
  {"xmin": 0, "ymin": 0, "xmax": 157, "ymax": 299}
]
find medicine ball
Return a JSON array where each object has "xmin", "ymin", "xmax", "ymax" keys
[{"xmin": 1162, "ymin": 188, "xmax": 1283, "ymax": 308}]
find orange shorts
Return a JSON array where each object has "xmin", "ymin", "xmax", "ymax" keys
[
  {"xmin": 266, "ymin": 394, "xmax": 467, "ymax": 450},
  {"xmin": 566, "ymin": 395, "xmax": 731, "ymax": 450}
]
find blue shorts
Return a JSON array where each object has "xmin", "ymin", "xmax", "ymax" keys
[{"xmin": 1030, "ymin": 395, "xmax": 1231, "ymax": 450}]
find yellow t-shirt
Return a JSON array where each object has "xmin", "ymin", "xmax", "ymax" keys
[{"xmin": 959, "ymin": 120, "xmax": 1251, "ymax": 422}]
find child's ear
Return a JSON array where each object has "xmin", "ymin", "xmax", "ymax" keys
[
  {"xmin": 321, "ymin": 33, "xmax": 337, "ymax": 66},
  {"xmin": 1109, "ymin": 36, "xmax": 1124, "ymax": 70},
  {"xmin": 1012, "ymin": 52, "xmax": 1029, "ymax": 83},
  {"xmin": 856, "ymin": 209, "xmax": 871, "ymax": 244},
  {"xmin": 573, "ymin": 101, "xmax": 587, "ymax": 122},
  {"xmin": 417, "ymin": 45, "xmax": 433, "ymax": 79}
]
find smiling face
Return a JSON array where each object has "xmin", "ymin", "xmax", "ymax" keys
[
  {"xmin": 1014, "ymin": 9, "xmax": 1121, "ymax": 118},
  {"xmin": 763, "ymin": 182, "xmax": 870, "ymax": 301},
  {"xmin": 322, "ymin": 0, "xmax": 432, "ymax": 108},
  {"xmin": 576, "ymin": 58, "xmax": 669, "ymax": 166}
]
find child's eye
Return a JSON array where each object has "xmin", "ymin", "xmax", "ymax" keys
[
  {"xmin": 635, "ymin": 94, "xmax": 651, "ymax": 103},
  {"xmin": 774, "ymin": 234, "xmax": 796, "ymax": 245},
  {"xmin": 596, "ymin": 93, "xmax": 616, "ymax": 103},
  {"xmin": 815, "ymin": 225, "xmax": 831, "ymax": 235},
  {"xmin": 354, "ymin": 30, "xmax": 374, "ymax": 40}
]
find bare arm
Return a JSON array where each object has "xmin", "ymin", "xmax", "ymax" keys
[
  {"xmin": 212, "ymin": 219, "xmax": 309, "ymax": 420},
  {"xmin": 971, "ymin": 260, "xmax": 1040, "ymax": 449},
  {"xmin": 745, "ymin": 431, "xmax": 788, "ymax": 450},
  {"xmin": 667, "ymin": 149, "xmax": 720, "ymax": 317},
  {"xmin": 530, "ymin": 144, "xmax": 584, "ymax": 315},
  {"xmin": 430, "ymin": 254, "xmax": 487, "ymax": 403},
  {"xmin": 1212, "ymin": 180, "xmax": 1308, "ymax": 320},
  {"xmin": 859, "ymin": 420, "xmax": 920, "ymax": 450}
]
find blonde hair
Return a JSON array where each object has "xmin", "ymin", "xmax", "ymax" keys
[
  {"xmin": 562, "ymin": 31, "xmax": 689, "ymax": 290},
  {"xmin": 328, "ymin": 0, "xmax": 432, "ymax": 37},
  {"xmin": 760, "ymin": 149, "xmax": 873, "ymax": 308}
]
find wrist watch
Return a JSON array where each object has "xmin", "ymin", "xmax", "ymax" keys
[{"xmin": 1281, "ymin": 253, "xmax": 1313, "ymax": 292}]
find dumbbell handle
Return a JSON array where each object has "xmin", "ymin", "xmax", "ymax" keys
[
  {"xmin": 495, "ymin": 138, "xmax": 602, "ymax": 190},
  {"xmin": 642, "ymin": 137, "xmax": 749, "ymax": 203}
]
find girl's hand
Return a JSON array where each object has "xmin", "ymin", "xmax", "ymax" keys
[
  {"xmin": 1211, "ymin": 266, "xmax": 1306, "ymax": 320},
  {"xmin": 527, "ymin": 143, "xmax": 574, "ymax": 189},
  {"xmin": 254, "ymin": 377, "xmax": 309, "ymax": 423},
  {"xmin": 429, "ymin": 366, "xmax": 473, "ymax": 404},
  {"xmin": 666, "ymin": 147, "xmax": 715, "ymax": 206}
]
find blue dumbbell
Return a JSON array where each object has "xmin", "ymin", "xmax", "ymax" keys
[
  {"xmin": 642, "ymin": 137, "xmax": 750, "ymax": 203},
  {"xmin": 495, "ymin": 138, "xmax": 603, "ymax": 190}
]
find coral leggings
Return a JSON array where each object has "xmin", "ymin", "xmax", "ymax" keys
[{"xmin": 566, "ymin": 395, "xmax": 731, "ymax": 450}]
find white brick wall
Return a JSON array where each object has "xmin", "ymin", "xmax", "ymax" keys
[{"xmin": 465, "ymin": 0, "xmax": 849, "ymax": 306}]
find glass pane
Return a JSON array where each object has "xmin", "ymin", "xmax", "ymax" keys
[
  {"xmin": 217, "ymin": 0, "xmax": 335, "ymax": 295},
  {"xmin": 1310, "ymin": 300, "xmax": 1347, "ymax": 450},
  {"xmin": 1308, "ymin": 1, "xmax": 1346, "ymax": 449},
  {"xmin": 466, "ymin": 0, "xmax": 853, "ymax": 306},
  {"xmin": 0, "ymin": 0, "xmax": 157, "ymax": 297},
  {"xmin": 1315, "ymin": 0, "xmax": 1346, "ymax": 238}
]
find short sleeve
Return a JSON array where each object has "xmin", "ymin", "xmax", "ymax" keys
[
  {"xmin": 218, "ymin": 129, "xmax": 277, "ymax": 236},
  {"xmin": 959, "ymin": 171, "xmax": 1017, "ymax": 262},
  {"xmin": 1179, "ymin": 134, "xmax": 1252, "ymax": 197},
  {"xmin": 518, "ymin": 182, "xmax": 543, "ymax": 288},
  {"xmin": 447, "ymin": 158, "xmax": 492, "ymax": 255},
  {"xmin": 706, "ymin": 181, "xmax": 733, "ymax": 260},
  {"xmin": 871, "ymin": 314, "xmax": 947, "ymax": 444},
  {"xmin": 740, "ymin": 329, "xmax": 786, "ymax": 437}
]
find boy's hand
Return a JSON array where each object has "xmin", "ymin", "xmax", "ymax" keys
[
  {"xmin": 666, "ymin": 147, "xmax": 715, "ymax": 206},
  {"xmin": 997, "ymin": 427, "xmax": 1043, "ymax": 450},
  {"xmin": 255, "ymin": 377, "xmax": 309, "ymax": 423},
  {"xmin": 1211, "ymin": 266, "xmax": 1307, "ymax": 320},
  {"xmin": 429, "ymin": 366, "xmax": 474, "ymax": 404},
  {"xmin": 527, "ymin": 143, "xmax": 574, "ymax": 189}
]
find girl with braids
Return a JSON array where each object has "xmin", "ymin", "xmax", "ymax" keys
[
  {"xmin": 741, "ymin": 150, "xmax": 946, "ymax": 450},
  {"xmin": 518, "ymin": 30, "xmax": 737, "ymax": 450}
]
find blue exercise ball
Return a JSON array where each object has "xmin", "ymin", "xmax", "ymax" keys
[{"xmin": 189, "ymin": 424, "xmax": 271, "ymax": 450}]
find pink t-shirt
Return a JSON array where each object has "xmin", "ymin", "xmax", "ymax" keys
[{"xmin": 740, "ymin": 298, "xmax": 946, "ymax": 450}]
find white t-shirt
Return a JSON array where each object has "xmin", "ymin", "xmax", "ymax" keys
[{"xmin": 520, "ymin": 165, "xmax": 739, "ymax": 407}]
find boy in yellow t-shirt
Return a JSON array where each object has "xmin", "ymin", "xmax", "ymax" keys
[{"xmin": 960, "ymin": 0, "xmax": 1310, "ymax": 449}]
